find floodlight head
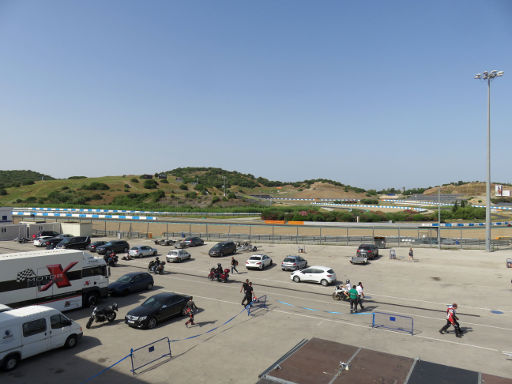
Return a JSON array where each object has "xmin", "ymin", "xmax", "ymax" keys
[
  {"xmin": 497, "ymin": 71, "xmax": 504, "ymax": 77},
  {"xmin": 483, "ymin": 71, "xmax": 488, "ymax": 75},
  {"xmin": 474, "ymin": 74, "xmax": 482, "ymax": 79},
  {"xmin": 491, "ymin": 70, "xmax": 498, "ymax": 74}
]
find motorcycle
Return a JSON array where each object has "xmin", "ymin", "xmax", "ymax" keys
[
  {"xmin": 208, "ymin": 268, "xmax": 230, "ymax": 283},
  {"xmin": 332, "ymin": 284, "xmax": 350, "ymax": 301},
  {"xmin": 86, "ymin": 303, "xmax": 118, "ymax": 329},
  {"xmin": 104, "ymin": 251, "xmax": 118, "ymax": 266},
  {"xmin": 148, "ymin": 259, "xmax": 166, "ymax": 274}
]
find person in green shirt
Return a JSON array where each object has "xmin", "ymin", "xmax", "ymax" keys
[{"xmin": 348, "ymin": 285, "xmax": 359, "ymax": 313}]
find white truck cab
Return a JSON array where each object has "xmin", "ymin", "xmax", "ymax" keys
[{"xmin": 0, "ymin": 305, "xmax": 82, "ymax": 371}]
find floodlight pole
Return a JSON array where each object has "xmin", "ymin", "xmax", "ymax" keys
[
  {"xmin": 437, "ymin": 186, "xmax": 441, "ymax": 250},
  {"xmin": 475, "ymin": 70, "xmax": 504, "ymax": 252}
]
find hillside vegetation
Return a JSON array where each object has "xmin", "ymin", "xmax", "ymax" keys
[
  {"xmin": 0, "ymin": 170, "xmax": 54, "ymax": 189},
  {"xmin": 0, "ymin": 168, "xmax": 371, "ymax": 210}
]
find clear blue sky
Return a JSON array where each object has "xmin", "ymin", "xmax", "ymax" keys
[{"xmin": 1, "ymin": 0, "xmax": 510, "ymax": 189}]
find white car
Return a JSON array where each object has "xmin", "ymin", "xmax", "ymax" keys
[
  {"xmin": 129, "ymin": 246, "xmax": 157, "ymax": 258},
  {"xmin": 166, "ymin": 249, "xmax": 191, "ymax": 263},
  {"xmin": 290, "ymin": 266, "xmax": 337, "ymax": 286},
  {"xmin": 33, "ymin": 236, "xmax": 53, "ymax": 247},
  {"xmin": 246, "ymin": 254, "xmax": 272, "ymax": 270}
]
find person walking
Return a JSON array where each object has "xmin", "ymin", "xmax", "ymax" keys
[
  {"xmin": 356, "ymin": 282, "xmax": 365, "ymax": 311},
  {"xmin": 241, "ymin": 279, "xmax": 250, "ymax": 306},
  {"xmin": 231, "ymin": 256, "xmax": 239, "ymax": 274},
  {"xmin": 390, "ymin": 248, "xmax": 396, "ymax": 260},
  {"xmin": 439, "ymin": 303, "xmax": 462, "ymax": 337},
  {"xmin": 348, "ymin": 285, "xmax": 359, "ymax": 313},
  {"xmin": 408, "ymin": 247, "xmax": 414, "ymax": 261},
  {"xmin": 184, "ymin": 297, "xmax": 198, "ymax": 327},
  {"xmin": 243, "ymin": 282, "xmax": 254, "ymax": 308}
]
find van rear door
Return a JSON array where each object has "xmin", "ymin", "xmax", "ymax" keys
[{"xmin": 21, "ymin": 317, "xmax": 49, "ymax": 358}]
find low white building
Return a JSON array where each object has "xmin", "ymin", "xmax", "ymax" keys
[{"xmin": 0, "ymin": 207, "xmax": 12, "ymax": 223}]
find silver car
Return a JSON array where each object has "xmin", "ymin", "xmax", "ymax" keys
[
  {"xmin": 129, "ymin": 246, "xmax": 158, "ymax": 258},
  {"xmin": 281, "ymin": 255, "xmax": 308, "ymax": 271},
  {"xmin": 166, "ymin": 249, "xmax": 191, "ymax": 263}
]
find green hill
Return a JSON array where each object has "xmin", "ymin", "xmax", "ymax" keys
[{"xmin": 0, "ymin": 170, "xmax": 54, "ymax": 188}]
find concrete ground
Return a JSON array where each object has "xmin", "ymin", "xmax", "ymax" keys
[{"xmin": 1, "ymin": 239, "xmax": 512, "ymax": 383}]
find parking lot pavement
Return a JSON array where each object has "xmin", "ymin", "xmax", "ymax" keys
[{"xmin": 1, "ymin": 238, "xmax": 512, "ymax": 383}]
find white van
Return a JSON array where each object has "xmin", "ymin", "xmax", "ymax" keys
[{"xmin": 0, "ymin": 306, "xmax": 83, "ymax": 371}]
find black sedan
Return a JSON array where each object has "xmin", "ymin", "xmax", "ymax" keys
[
  {"xmin": 125, "ymin": 292, "xmax": 191, "ymax": 329},
  {"xmin": 87, "ymin": 241, "xmax": 107, "ymax": 253},
  {"xmin": 108, "ymin": 272, "xmax": 154, "ymax": 296}
]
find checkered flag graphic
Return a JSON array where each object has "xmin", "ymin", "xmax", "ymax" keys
[{"xmin": 16, "ymin": 268, "xmax": 36, "ymax": 283}]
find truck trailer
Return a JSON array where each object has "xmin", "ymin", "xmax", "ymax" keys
[{"xmin": 0, "ymin": 249, "xmax": 109, "ymax": 311}]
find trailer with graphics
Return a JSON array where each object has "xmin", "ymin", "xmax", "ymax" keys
[{"xmin": 0, "ymin": 249, "xmax": 109, "ymax": 311}]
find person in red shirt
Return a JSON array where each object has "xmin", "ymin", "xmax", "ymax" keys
[{"xmin": 439, "ymin": 303, "xmax": 462, "ymax": 337}]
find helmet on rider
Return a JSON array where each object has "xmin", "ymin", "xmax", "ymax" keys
[{"xmin": 346, "ymin": 279, "xmax": 350, "ymax": 284}]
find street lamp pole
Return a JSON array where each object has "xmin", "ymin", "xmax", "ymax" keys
[
  {"xmin": 438, "ymin": 186, "xmax": 441, "ymax": 250},
  {"xmin": 474, "ymin": 70, "xmax": 504, "ymax": 252}
]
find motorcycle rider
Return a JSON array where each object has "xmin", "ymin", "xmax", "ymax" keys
[{"xmin": 215, "ymin": 263, "xmax": 223, "ymax": 279}]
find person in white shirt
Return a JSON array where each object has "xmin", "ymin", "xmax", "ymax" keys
[{"xmin": 356, "ymin": 282, "xmax": 365, "ymax": 310}]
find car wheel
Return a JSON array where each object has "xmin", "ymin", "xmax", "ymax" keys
[
  {"xmin": 282, "ymin": 268, "xmax": 285, "ymax": 271},
  {"xmin": 147, "ymin": 283, "xmax": 153, "ymax": 290},
  {"xmin": 259, "ymin": 264, "xmax": 263, "ymax": 270},
  {"xmin": 65, "ymin": 335, "xmax": 78, "ymax": 348},
  {"xmin": 293, "ymin": 276, "xmax": 300, "ymax": 283},
  {"xmin": 146, "ymin": 317, "xmax": 157, "ymax": 329},
  {"xmin": 3, "ymin": 354, "xmax": 19, "ymax": 371},
  {"xmin": 320, "ymin": 279, "xmax": 328, "ymax": 287}
]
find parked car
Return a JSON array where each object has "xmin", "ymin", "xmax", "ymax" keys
[
  {"xmin": 125, "ymin": 292, "xmax": 191, "ymax": 329},
  {"xmin": 33, "ymin": 236, "xmax": 55, "ymax": 247},
  {"xmin": 96, "ymin": 241, "xmax": 130, "ymax": 255},
  {"xmin": 35, "ymin": 234, "xmax": 72, "ymax": 248},
  {"xmin": 129, "ymin": 246, "xmax": 158, "ymax": 258},
  {"xmin": 87, "ymin": 241, "xmax": 107, "ymax": 252},
  {"xmin": 108, "ymin": 272, "xmax": 154, "ymax": 296},
  {"xmin": 55, "ymin": 236, "xmax": 91, "ymax": 250},
  {"xmin": 208, "ymin": 241, "xmax": 237, "ymax": 257},
  {"xmin": 350, "ymin": 254, "xmax": 368, "ymax": 265},
  {"xmin": 246, "ymin": 254, "xmax": 272, "ymax": 270},
  {"xmin": 166, "ymin": 249, "xmax": 191, "ymax": 263},
  {"xmin": 281, "ymin": 255, "xmax": 308, "ymax": 271},
  {"xmin": 32, "ymin": 231, "xmax": 59, "ymax": 240},
  {"xmin": 42, "ymin": 235, "xmax": 73, "ymax": 249},
  {"xmin": 356, "ymin": 244, "xmax": 379, "ymax": 260},
  {"xmin": 290, "ymin": 266, "xmax": 337, "ymax": 286},
  {"xmin": 183, "ymin": 237, "xmax": 204, "ymax": 247}
]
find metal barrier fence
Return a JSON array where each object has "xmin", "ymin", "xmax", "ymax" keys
[
  {"xmin": 89, "ymin": 227, "xmax": 512, "ymax": 250},
  {"xmin": 372, "ymin": 312, "xmax": 414, "ymax": 335},
  {"xmin": 130, "ymin": 337, "xmax": 172, "ymax": 374},
  {"xmin": 247, "ymin": 295, "xmax": 268, "ymax": 316}
]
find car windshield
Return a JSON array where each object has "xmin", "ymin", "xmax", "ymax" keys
[
  {"xmin": 142, "ymin": 297, "xmax": 163, "ymax": 308},
  {"xmin": 283, "ymin": 258, "xmax": 295, "ymax": 262},
  {"xmin": 249, "ymin": 256, "xmax": 261, "ymax": 261},
  {"xmin": 168, "ymin": 251, "xmax": 178, "ymax": 255},
  {"xmin": 117, "ymin": 275, "xmax": 133, "ymax": 283},
  {"xmin": 103, "ymin": 242, "xmax": 113, "ymax": 247}
]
